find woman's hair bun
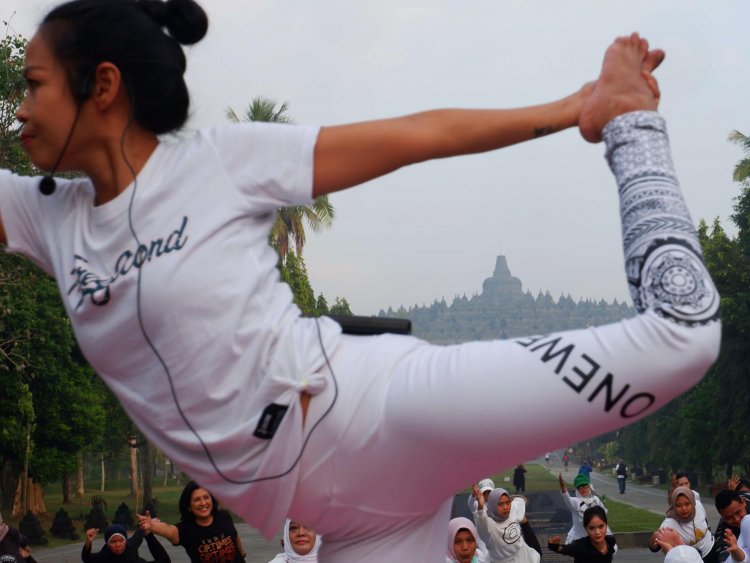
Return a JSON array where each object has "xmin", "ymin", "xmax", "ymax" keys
[{"xmin": 137, "ymin": 0, "xmax": 208, "ymax": 45}]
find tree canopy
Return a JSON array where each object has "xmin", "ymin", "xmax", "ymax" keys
[
  {"xmin": 1, "ymin": 36, "xmax": 355, "ymax": 513},
  {"xmin": 576, "ymin": 133, "xmax": 750, "ymax": 483},
  {"xmin": 0, "ymin": 28, "xmax": 107, "ymax": 511},
  {"xmin": 225, "ymin": 97, "xmax": 335, "ymax": 260}
]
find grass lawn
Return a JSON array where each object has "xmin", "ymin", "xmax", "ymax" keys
[
  {"xmin": 602, "ymin": 497, "xmax": 663, "ymax": 532},
  {"xmin": 9, "ymin": 463, "xmax": 665, "ymax": 548},
  {"xmin": 5, "ymin": 483, "xmax": 187, "ymax": 549},
  {"xmin": 462, "ymin": 463, "xmax": 663, "ymax": 533},
  {"xmin": 460, "ymin": 463, "xmax": 562, "ymax": 494}
]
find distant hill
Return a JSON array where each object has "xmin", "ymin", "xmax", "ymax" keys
[{"xmin": 378, "ymin": 255, "xmax": 634, "ymax": 344}]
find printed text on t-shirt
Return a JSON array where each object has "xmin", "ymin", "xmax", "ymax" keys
[{"xmin": 67, "ymin": 216, "xmax": 189, "ymax": 309}]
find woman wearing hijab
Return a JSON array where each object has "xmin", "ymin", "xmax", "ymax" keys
[
  {"xmin": 559, "ymin": 473, "xmax": 611, "ymax": 543},
  {"xmin": 447, "ymin": 517, "xmax": 486, "ymax": 563},
  {"xmin": 82, "ymin": 524, "xmax": 170, "ymax": 563},
  {"xmin": 649, "ymin": 487, "xmax": 716, "ymax": 563},
  {"xmin": 268, "ymin": 520, "xmax": 321, "ymax": 562},
  {"xmin": 474, "ymin": 488, "xmax": 540, "ymax": 563}
]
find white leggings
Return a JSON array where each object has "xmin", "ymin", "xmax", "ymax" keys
[{"xmin": 288, "ymin": 112, "xmax": 721, "ymax": 561}]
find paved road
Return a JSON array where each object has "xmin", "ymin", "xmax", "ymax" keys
[
  {"xmin": 26, "ymin": 453, "xmax": 721, "ymax": 562},
  {"xmin": 546, "ymin": 452, "xmax": 720, "ymax": 523},
  {"xmin": 544, "ymin": 451, "xmax": 721, "ymax": 563},
  {"xmin": 28, "ymin": 522, "xmax": 283, "ymax": 563}
]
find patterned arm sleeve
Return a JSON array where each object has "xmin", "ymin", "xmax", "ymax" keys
[{"xmin": 604, "ymin": 111, "xmax": 719, "ymax": 327}]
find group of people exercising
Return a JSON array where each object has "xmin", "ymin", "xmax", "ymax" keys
[
  {"xmin": 447, "ymin": 467, "xmax": 750, "ymax": 563},
  {"xmin": 0, "ymin": 0, "xmax": 723, "ymax": 558}
]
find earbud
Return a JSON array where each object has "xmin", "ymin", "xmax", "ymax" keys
[{"xmin": 77, "ymin": 75, "xmax": 94, "ymax": 103}]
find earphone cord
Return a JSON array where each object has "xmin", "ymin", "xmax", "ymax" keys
[
  {"xmin": 120, "ymin": 124, "xmax": 338, "ymax": 485},
  {"xmin": 47, "ymin": 105, "xmax": 84, "ymax": 176}
]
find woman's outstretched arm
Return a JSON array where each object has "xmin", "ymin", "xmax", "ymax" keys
[{"xmin": 312, "ymin": 86, "xmax": 590, "ymax": 197}]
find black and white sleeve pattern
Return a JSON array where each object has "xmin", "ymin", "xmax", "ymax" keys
[{"xmin": 603, "ymin": 111, "xmax": 720, "ymax": 327}]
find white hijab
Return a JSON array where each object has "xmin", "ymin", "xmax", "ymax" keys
[
  {"xmin": 271, "ymin": 519, "xmax": 322, "ymax": 562},
  {"xmin": 447, "ymin": 517, "xmax": 479, "ymax": 562}
]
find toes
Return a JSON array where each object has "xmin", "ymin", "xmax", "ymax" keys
[
  {"xmin": 614, "ymin": 35, "xmax": 631, "ymax": 48},
  {"xmin": 643, "ymin": 49, "xmax": 666, "ymax": 73},
  {"xmin": 639, "ymin": 38, "xmax": 649, "ymax": 59}
]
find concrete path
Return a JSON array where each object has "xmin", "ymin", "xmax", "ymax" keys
[
  {"xmin": 543, "ymin": 451, "xmax": 721, "ymax": 563},
  {"xmin": 545, "ymin": 451, "xmax": 720, "ymax": 523},
  {"xmin": 27, "ymin": 522, "xmax": 282, "ymax": 562}
]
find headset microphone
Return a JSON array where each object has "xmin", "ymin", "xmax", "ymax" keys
[{"xmin": 39, "ymin": 175, "xmax": 56, "ymax": 196}]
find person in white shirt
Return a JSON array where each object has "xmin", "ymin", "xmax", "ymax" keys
[
  {"xmin": 474, "ymin": 488, "xmax": 539, "ymax": 563},
  {"xmin": 559, "ymin": 473, "xmax": 612, "ymax": 543},
  {"xmin": 650, "ymin": 487, "xmax": 715, "ymax": 563},
  {"xmin": 467, "ymin": 479, "xmax": 495, "ymax": 559},
  {"xmin": 1, "ymin": 1, "xmax": 721, "ymax": 559}
]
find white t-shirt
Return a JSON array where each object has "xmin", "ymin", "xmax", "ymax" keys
[
  {"xmin": 659, "ymin": 501, "xmax": 714, "ymax": 558},
  {"xmin": 735, "ymin": 513, "xmax": 750, "ymax": 562},
  {"xmin": 0, "ymin": 122, "xmax": 342, "ymax": 537},
  {"xmin": 561, "ymin": 490, "xmax": 610, "ymax": 542},
  {"xmin": 475, "ymin": 498, "xmax": 540, "ymax": 563}
]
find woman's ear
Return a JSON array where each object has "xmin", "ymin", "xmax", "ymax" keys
[{"xmin": 90, "ymin": 62, "xmax": 123, "ymax": 110}]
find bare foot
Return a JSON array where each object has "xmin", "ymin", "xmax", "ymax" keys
[{"xmin": 579, "ymin": 33, "xmax": 662, "ymax": 143}]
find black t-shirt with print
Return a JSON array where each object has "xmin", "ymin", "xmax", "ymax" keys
[{"xmin": 176, "ymin": 510, "xmax": 244, "ymax": 563}]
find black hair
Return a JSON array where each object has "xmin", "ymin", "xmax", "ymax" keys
[
  {"xmin": 675, "ymin": 472, "xmax": 689, "ymax": 482},
  {"xmin": 715, "ymin": 489, "xmax": 743, "ymax": 511},
  {"xmin": 736, "ymin": 478, "xmax": 750, "ymax": 492},
  {"xmin": 40, "ymin": 0, "xmax": 208, "ymax": 134},
  {"xmin": 178, "ymin": 481, "xmax": 219, "ymax": 523},
  {"xmin": 583, "ymin": 506, "xmax": 608, "ymax": 528},
  {"xmin": 456, "ymin": 527, "xmax": 476, "ymax": 540}
]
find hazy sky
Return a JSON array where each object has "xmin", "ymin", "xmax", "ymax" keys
[{"xmin": 8, "ymin": 1, "xmax": 750, "ymax": 315}]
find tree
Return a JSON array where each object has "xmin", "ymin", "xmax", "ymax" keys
[
  {"xmin": 729, "ymin": 130, "xmax": 750, "ymax": 256},
  {"xmin": 729, "ymin": 130, "xmax": 750, "ymax": 184},
  {"xmin": 225, "ymin": 97, "xmax": 334, "ymax": 260},
  {"xmin": 280, "ymin": 250, "xmax": 316, "ymax": 315},
  {"xmin": 315, "ymin": 293, "xmax": 329, "ymax": 316},
  {"xmin": 224, "ymin": 97, "xmax": 354, "ymax": 316},
  {"xmin": 0, "ymin": 27, "xmax": 107, "ymax": 512},
  {"xmin": 0, "ymin": 250, "xmax": 107, "ymax": 514},
  {"xmin": 329, "ymin": 297, "xmax": 353, "ymax": 316},
  {"xmin": 0, "ymin": 25, "xmax": 33, "ymax": 176}
]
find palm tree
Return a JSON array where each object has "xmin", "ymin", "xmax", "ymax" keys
[
  {"xmin": 226, "ymin": 97, "xmax": 334, "ymax": 261},
  {"xmin": 729, "ymin": 130, "xmax": 750, "ymax": 184},
  {"xmin": 728, "ymin": 130, "xmax": 750, "ymax": 255}
]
